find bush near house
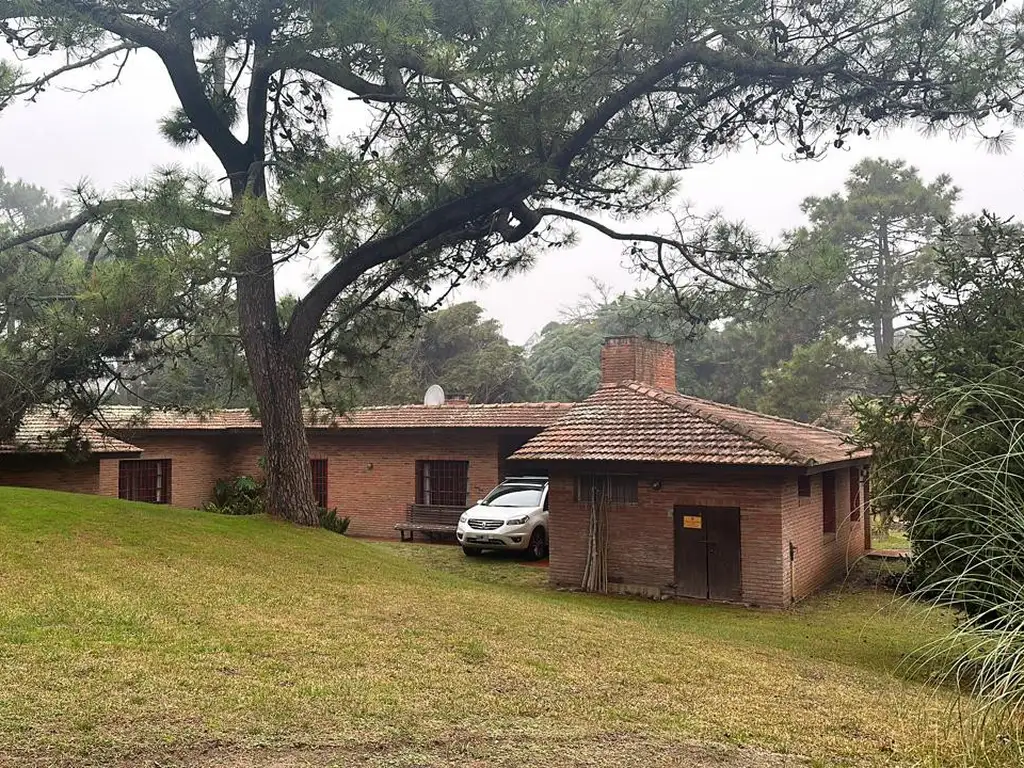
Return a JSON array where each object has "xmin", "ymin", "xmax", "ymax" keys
[
  {"xmin": 204, "ymin": 476, "xmax": 265, "ymax": 516},
  {"xmin": 204, "ymin": 477, "xmax": 350, "ymax": 534},
  {"xmin": 317, "ymin": 506, "xmax": 351, "ymax": 535}
]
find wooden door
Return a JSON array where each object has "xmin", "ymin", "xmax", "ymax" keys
[
  {"xmin": 674, "ymin": 507, "xmax": 708, "ymax": 598},
  {"xmin": 705, "ymin": 507, "xmax": 742, "ymax": 601},
  {"xmin": 674, "ymin": 506, "xmax": 742, "ymax": 601}
]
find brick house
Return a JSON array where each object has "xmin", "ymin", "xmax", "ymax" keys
[
  {"xmin": 0, "ymin": 413, "xmax": 142, "ymax": 494},
  {"xmin": 0, "ymin": 403, "xmax": 568, "ymax": 538},
  {"xmin": 1, "ymin": 336, "xmax": 870, "ymax": 606},
  {"xmin": 510, "ymin": 337, "xmax": 872, "ymax": 607}
]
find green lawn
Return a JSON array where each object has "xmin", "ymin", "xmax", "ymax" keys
[
  {"xmin": 872, "ymin": 519, "xmax": 911, "ymax": 552},
  {"xmin": 0, "ymin": 487, "xmax": 999, "ymax": 767}
]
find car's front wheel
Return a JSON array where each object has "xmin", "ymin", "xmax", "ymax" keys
[
  {"xmin": 526, "ymin": 528, "xmax": 548, "ymax": 561},
  {"xmin": 462, "ymin": 546, "xmax": 482, "ymax": 557}
]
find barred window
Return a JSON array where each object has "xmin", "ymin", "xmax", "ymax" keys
[
  {"xmin": 118, "ymin": 459, "xmax": 172, "ymax": 504},
  {"xmin": 575, "ymin": 474, "xmax": 638, "ymax": 505},
  {"xmin": 311, "ymin": 459, "xmax": 328, "ymax": 509},
  {"xmin": 416, "ymin": 460, "xmax": 469, "ymax": 507},
  {"xmin": 849, "ymin": 467, "xmax": 861, "ymax": 522}
]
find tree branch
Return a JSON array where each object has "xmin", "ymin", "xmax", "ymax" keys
[
  {"xmin": 158, "ymin": 43, "xmax": 248, "ymax": 172},
  {"xmin": 0, "ymin": 202, "xmax": 118, "ymax": 253},
  {"xmin": 245, "ymin": 42, "xmax": 271, "ymax": 159},
  {"xmin": 60, "ymin": 0, "xmax": 168, "ymax": 50},
  {"xmin": 273, "ymin": 52, "xmax": 398, "ymax": 101},
  {"xmin": 6, "ymin": 42, "xmax": 137, "ymax": 98},
  {"xmin": 550, "ymin": 41, "xmax": 861, "ymax": 176},
  {"xmin": 285, "ymin": 172, "xmax": 536, "ymax": 357},
  {"xmin": 85, "ymin": 219, "xmax": 112, "ymax": 272},
  {"xmin": 532, "ymin": 206, "xmax": 767, "ymax": 292},
  {"xmin": 0, "ymin": 195, "xmax": 228, "ymax": 255},
  {"xmin": 286, "ymin": 40, "xmax": 855, "ymax": 361}
]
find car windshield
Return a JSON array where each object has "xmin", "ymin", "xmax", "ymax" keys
[{"xmin": 482, "ymin": 486, "xmax": 543, "ymax": 507}]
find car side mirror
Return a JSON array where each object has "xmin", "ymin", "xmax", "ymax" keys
[{"xmin": 476, "ymin": 499, "xmax": 483, "ymax": 505}]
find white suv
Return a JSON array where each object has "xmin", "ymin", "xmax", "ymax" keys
[{"xmin": 456, "ymin": 477, "xmax": 549, "ymax": 560}]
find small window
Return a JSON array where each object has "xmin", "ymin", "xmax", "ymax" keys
[
  {"xmin": 822, "ymin": 470, "xmax": 836, "ymax": 534},
  {"xmin": 416, "ymin": 460, "xmax": 469, "ymax": 507},
  {"xmin": 575, "ymin": 474, "xmax": 638, "ymax": 505},
  {"xmin": 118, "ymin": 459, "xmax": 172, "ymax": 504},
  {"xmin": 311, "ymin": 459, "xmax": 328, "ymax": 509},
  {"xmin": 849, "ymin": 467, "xmax": 861, "ymax": 522},
  {"xmin": 797, "ymin": 476, "xmax": 811, "ymax": 498}
]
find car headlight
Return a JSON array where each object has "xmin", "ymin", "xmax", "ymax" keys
[
  {"xmin": 459, "ymin": 513, "xmax": 469, "ymax": 523},
  {"xmin": 506, "ymin": 515, "xmax": 529, "ymax": 526}
]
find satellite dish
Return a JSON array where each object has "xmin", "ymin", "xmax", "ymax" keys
[{"xmin": 423, "ymin": 384, "xmax": 446, "ymax": 407}]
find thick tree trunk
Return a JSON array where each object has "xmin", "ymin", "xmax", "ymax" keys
[
  {"xmin": 237, "ymin": 268, "xmax": 319, "ymax": 525},
  {"xmin": 161, "ymin": 41, "xmax": 319, "ymax": 525},
  {"xmin": 230, "ymin": 168, "xmax": 319, "ymax": 526}
]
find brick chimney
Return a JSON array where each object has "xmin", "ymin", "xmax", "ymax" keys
[{"xmin": 600, "ymin": 336, "xmax": 676, "ymax": 391}]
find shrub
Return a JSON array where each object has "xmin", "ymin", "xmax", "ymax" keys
[
  {"xmin": 318, "ymin": 507, "xmax": 351, "ymax": 535},
  {"xmin": 855, "ymin": 217, "xmax": 1024, "ymax": 715},
  {"xmin": 896, "ymin": 378, "xmax": 1024, "ymax": 715},
  {"xmin": 205, "ymin": 476, "xmax": 265, "ymax": 516}
]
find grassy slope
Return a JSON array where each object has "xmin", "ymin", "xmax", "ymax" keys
[{"xmin": 0, "ymin": 487, "xmax": 968, "ymax": 766}]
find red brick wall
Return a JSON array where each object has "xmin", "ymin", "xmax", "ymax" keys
[
  {"xmin": 0, "ymin": 455, "xmax": 101, "ymax": 495},
  {"xmin": 547, "ymin": 464, "xmax": 786, "ymax": 607},
  {"xmin": 220, "ymin": 430, "xmax": 509, "ymax": 538},
  {"xmin": 21, "ymin": 427, "xmax": 525, "ymax": 538},
  {"xmin": 781, "ymin": 464, "xmax": 870, "ymax": 604},
  {"xmin": 98, "ymin": 457, "xmax": 118, "ymax": 497},
  {"xmin": 97, "ymin": 434, "xmax": 234, "ymax": 509},
  {"xmin": 600, "ymin": 337, "xmax": 676, "ymax": 391}
]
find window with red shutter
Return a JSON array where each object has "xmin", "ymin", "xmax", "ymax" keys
[
  {"xmin": 850, "ymin": 467, "xmax": 861, "ymax": 521},
  {"xmin": 797, "ymin": 475, "xmax": 811, "ymax": 497},
  {"xmin": 310, "ymin": 459, "xmax": 328, "ymax": 508},
  {"xmin": 822, "ymin": 470, "xmax": 836, "ymax": 534}
]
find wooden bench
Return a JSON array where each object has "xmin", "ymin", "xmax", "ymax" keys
[{"xmin": 394, "ymin": 503, "xmax": 466, "ymax": 541}]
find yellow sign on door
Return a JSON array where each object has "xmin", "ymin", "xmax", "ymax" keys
[{"xmin": 683, "ymin": 515, "xmax": 702, "ymax": 529}]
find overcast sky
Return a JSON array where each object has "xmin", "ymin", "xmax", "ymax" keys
[{"xmin": 2, "ymin": 50, "xmax": 1022, "ymax": 344}]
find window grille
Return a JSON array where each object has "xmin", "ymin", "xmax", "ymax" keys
[
  {"xmin": 118, "ymin": 459, "xmax": 172, "ymax": 504},
  {"xmin": 415, "ymin": 460, "xmax": 469, "ymax": 506},
  {"xmin": 575, "ymin": 474, "xmax": 639, "ymax": 505}
]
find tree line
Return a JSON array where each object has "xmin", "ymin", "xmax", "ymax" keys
[{"xmin": 2, "ymin": 157, "xmax": 973, "ymax": 428}]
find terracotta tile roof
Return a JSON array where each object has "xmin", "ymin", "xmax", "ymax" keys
[
  {"xmin": 1, "ymin": 412, "xmax": 141, "ymax": 455},
  {"xmin": 99, "ymin": 402, "xmax": 572, "ymax": 431},
  {"xmin": 814, "ymin": 401, "xmax": 860, "ymax": 433},
  {"xmin": 98, "ymin": 406, "xmax": 260, "ymax": 430},
  {"xmin": 332, "ymin": 402, "xmax": 572, "ymax": 429},
  {"xmin": 510, "ymin": 382, "xmax": 870, "ymax": 467}
]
